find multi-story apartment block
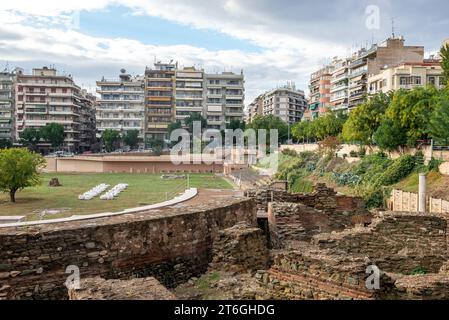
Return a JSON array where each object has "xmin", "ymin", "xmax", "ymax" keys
[
  {"xmin": 78, "ymin": 90, "xmax": 97, "ymax": 153},
  {"xmin": 349, "ymin": 37, "xmax": 424, "ymax": 109},
  {"xmin": 205, "ymin": 71, "xmax": 245, "ymax": 130},
  {"xmin": 175, "ymin": 67, "xmax": 204, "ymax": 126},
  {"xmin": 15, "ymin": 67, "xmax": 96, "ymax": 152},
  {"xmin": 0, "ymin": 70, "xmax": 15, "ymax": 143},
  {"xmin": 246, "ymin": 84, "xmax": 307, "ymax": 124},
  {"xmin": 330, "ymin": 58, "xmax": 350, "ymax": 112},
  {"xmin": 145, "ymin": 62, "xmax": 177, "ymax": 141},
  {"xmin": 304, "ymin": 36, "xmax": 425, "ymax": 118},
  {"xmin": 368, "ymin": 60, "xmax": 445, "ymax": 95},
  {"xmin": 303, "ymin": 66, "xmax": 333, "ymax": 120},
  {"xmin": 96, "ymin": 70, "xmax": 145, "ymax": 143},
  {"xmin": 246, "ymin": 94, "xmax": 263, "ymax": 123}
]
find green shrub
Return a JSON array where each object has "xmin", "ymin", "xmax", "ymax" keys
[
  {"xmin": 358, "ymin": 147, "xmax": 366, "ymax": 157},
  {"xmin": 372, "ymin": 155, "xmax": 416, "ymax": 188},
  {"xmin": 349, "ymin": 150, "xmax": 358, "ymax": 157},
  {"xmin": 428, "ymin": 158, "xmax": 443, "ymax": 172},
  {"xmin": 410, "ymin": 267, "xmax": 427, "ymax": 275},
  {"xmin": 281, "ymin": 148, "xmax": 298, "ymax": 157}
]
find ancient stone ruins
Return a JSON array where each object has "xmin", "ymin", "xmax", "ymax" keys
[{"xmin": 1, "ymin": 182, "xmax": 449, "ymax": 300}]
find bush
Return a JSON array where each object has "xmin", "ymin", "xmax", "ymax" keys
[
  {"xmin": 358, "ymin": 147, "xmax": 367, "ymax": 157},
  {"xmin": 281, "ymin": 149, "xmax": 298, "ymax": 157},
  {"xmin": 428, "ymin": 158, "xmax": 443, "ymax": 172},
  {"xmin": 349, "ymin": 150, "xmax": 358, "ymax": 157},
  {"xmin": 333, "ymin": 172, "xmax": 361, "ymax": 186},
  {"xmin": 372, "ymin": 155, "xmax": 416, "ymax": 188}
]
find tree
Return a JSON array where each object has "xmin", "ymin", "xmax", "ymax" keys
[
  {"xmin": 122, "ymin": 130, "xmax": 140, "ymax": 150},
  {"xmin": 184, "ymin": 113, "xmax": 207, "ymax": 133},
  {"xmin": 246, "ymin": 115, "xmax": 288, "ymax": 143},
  {"xmin": 0, "ymin": 139, "xmax": 12, "ymax": 149},
  {"xmin": 429, "ymin": 97, "xmax": 449, "ymax": 145},
  {"xmin": 227, "ymin": 119, "xmax": 246, "ymax": 131},
  {"xmin": 317, "ymin": 136, "xmax": 342, "ymax": 158},
  {"xmin": 342, "ymin": 92, "xmax": 391, "ymax": 146},
  {"xmin": 0, "ymin": 148, "xmax": 45, "ymax": 202},
  {"xmin": 385, "ymin": 86, "xmax": 438, "ymax": 147},
  {"xmin": 102, "ymin": 129, "xmax": 121, "ymax": 153},
  {"xmin": 167, "ymin": 121, "xmax": 182, "ymax": 137},
  {"xmin": 373, "ymin": 119, "xmax": 407, "ymax": 152},
  {"xmin": 147, "ymin": 139, "xmax": 164, "ymax": 156},
  {"xmin": 40, "ymin": 123, "xmax": 65, "ymax": 151},
  {"xmin": 19, "ymin": 128, "xmax": 41, "ymax": 151},
  {"xmin": 440, "ymin": 43, "xmax": 449, "ymax": 86}
]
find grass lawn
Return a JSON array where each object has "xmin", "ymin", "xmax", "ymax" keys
[{"xmin": 0, "ymin": 173, "xmax": 232, "ymax": 220}]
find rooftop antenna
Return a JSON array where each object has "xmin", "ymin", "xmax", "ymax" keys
[{"xmin": 391, "ymin": 18, "xmax": 396, "ymax": 38}]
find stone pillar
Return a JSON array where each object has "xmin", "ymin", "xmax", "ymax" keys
[{"xmin": 419, "ymin": 173, "xmax": 427, "ymax": 214}]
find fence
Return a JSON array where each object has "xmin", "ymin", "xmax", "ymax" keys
[{"xmin": 389, "ymin": 189, "xmax": 449, "ymax": 214}]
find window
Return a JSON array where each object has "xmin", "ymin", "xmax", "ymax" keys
[
  {"xmin": 400, "ymin": 77, "xmax": 408, "ymax": 85},
  {"xmin": 51, "ymin": 88, "xmax": 56, "ymax": 93},
  {"xmin": 413, "ymin": 76, "xmax": 421, "ymax": 85},
  {"xmin": 62, "ymin": 88, "xmax": 67, "ymax": 93}
]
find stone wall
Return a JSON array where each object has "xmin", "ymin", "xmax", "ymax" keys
[
  {"xmin": 256, "ymin": 250, "xmax": 396, "ymax": 300},
  {"xmin": 268, "ymin": 201, "xmax": 371, "ymax": 247},
  {"xmin": 313, "ymin": 212, "xmax": 448, "ymax": 274},
  {"xmin": 0, "ymin": 197, "xmax": 255, "ymax": 300},
  {"xmin": 246, "ymin": 184, "xmax": 368, "ymax": 216},
  {"xmin": 210, "ymin": 222, "xmax": 269, "ymax": 273},
  {"xmin": 68, "ymin": 277, "xmax": 177, "ymax": 300}
]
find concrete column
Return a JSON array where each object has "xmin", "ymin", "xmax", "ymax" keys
[{"xmin": 419, "ymin": 173, "xmax": 427, "ymax": 214}]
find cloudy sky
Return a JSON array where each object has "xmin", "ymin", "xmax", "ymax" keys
[{"xmin": 0, "ymin": 0, "xmax": 448, "ymax": 104}]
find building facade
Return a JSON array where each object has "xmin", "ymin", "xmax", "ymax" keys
[
  {"xmin": 96, "ymin": 70, "xmax": 145, "ymax": 144},
  {"xmin": 303, "ymin": 66, "xmax": 333, "ymax": 120},
  {"xmin": 368, "ymin": 60, "xmax": 445, "ymax": 94},
  {"xmin": 304, "ymin": 36, "xmax": 426, "ymax": 118},
  {"xmin": 0, "ymin": 70, "xmax": 15, "ymax": 143},
  {"xmin": 247, "ymin": 84, "xmax": 307, "ymax": 124},
  {"xmin": 205, "ymin": 71, "xmax": 245, "ymax": 130},
  {"xmin": 330, "ymin": 58, "xmax": 350, "ymax": 112},
  {"xmin": 15, "ymin": 67, "xmax": 96, "ymax": 152},
  {"xmin": 175, "ymin": 67, "xmax": 204, "ymax": 126},
  {"xmin": 144, "ymin": 62, "xmax": 177, "ymax": 141}
]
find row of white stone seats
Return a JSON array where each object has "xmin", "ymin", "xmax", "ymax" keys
[
  {"xmin": 100, "ymin": 184, "xmax": 129, "ymax": 200},
  {"xmin": 78, "ymin": 184, "xmax": 110, "ymax": 200}
]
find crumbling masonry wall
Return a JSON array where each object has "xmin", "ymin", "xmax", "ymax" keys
[
  {"xmin": 0, "ymin": 198, "xmax": 255, "ymax": 300},
  {"xmin": 268, "ymin": 201, "xmax": 371, "ymax": 247},
  {"xmin": 210, "ymin": 222, "xmax": 269, "ymax": 272},
  {"xmin": 313, "ymin": 212, "xmax": 448, "ymax": 274}
]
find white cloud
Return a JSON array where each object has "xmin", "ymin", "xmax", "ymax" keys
[{"xmin": 1, "ymin": 1, "xmax": 347, "ymax": 104}]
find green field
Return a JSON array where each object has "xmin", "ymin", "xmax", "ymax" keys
[{"xmin": 0, "ymin": 173, "xmax": 233, "ymax": 220}]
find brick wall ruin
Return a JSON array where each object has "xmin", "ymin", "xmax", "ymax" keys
[
  {"xmin": 313, "ymin": 212, "xmax": 447, "ymax": 274},
  {"xmin": 0, "ymin": 197, "xmax": 255, "ymax": 300},
  {"xmin": 246, "ymin": 183, "xmax": 368, "ymax": 216},
  {"xmin": 268, "ymin": 201, "xmax": 371, "ymax": 247},
  {"xmin": 210, "ymin": 222, "xmax": 269, "ymax": 273}
]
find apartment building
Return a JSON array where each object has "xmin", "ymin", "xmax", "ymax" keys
[
  {"xmin": 205, "ymin": 71, "xmax": 245, "ymax": 130},
  {"xmin": 78, "ymin": 90, "xmax": 97, "ymax": 153},
  {"xmin": 0, "ymin": 70, "xmax": 15, "ymax": 143},
  {"xmin": 247, "ymin": 84, "xmax": 307, "ymax": 124},
  {"xmin": 15, "ymin": 67, "xmax": 96, "ymax": 152},
  {"xmin": 330, "ymin": 58, "xmax": 350, "ymax": 112},
  {"xmin": 175, "ymin": 67, "xmax": 204, "ymax": 126},
  {"xmin": 145, "ymin": 62, "xmax": 177, "ymax": 141},
  {"xmin": 368, "ymin": 60, "xmax": 445, "ymax": 94},
  {"xmin": 348, "ymin": 37, "xmax": 424, "ymax": 109},
  {"xmin": 96, "ymin": 70, "xmax": 145, "ymax": 143},
  {"xmin": 304, "ymin": 36, "xmax": 426, "ymax": 118},
  {"xmin": 246, "ymin": 94, "xmax": 263, "ymax": 123},
  {"xmin": 303, "ymin": 66, "xmax": 333, "ymax": 120}
]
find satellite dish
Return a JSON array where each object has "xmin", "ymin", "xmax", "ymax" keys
[{"xmin": 120, "ymin": 68, "xmax": 126, "ymax": 74}]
